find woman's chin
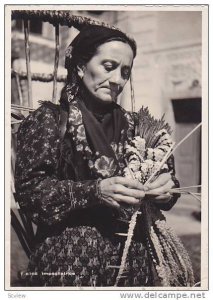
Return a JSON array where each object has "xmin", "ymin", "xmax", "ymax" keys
[{"xmin": 96, "ymin": 93, "xmax": 118, "ymax": 104}]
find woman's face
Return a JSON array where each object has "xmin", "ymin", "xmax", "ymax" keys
[{"xmin": 78, "ymin": 40, "xmax": 134, "ymax": 103}]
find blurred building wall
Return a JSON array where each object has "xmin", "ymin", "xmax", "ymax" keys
[{"xmin": 114, "ymin": 11, "xmax": 201, "ymax": 117}]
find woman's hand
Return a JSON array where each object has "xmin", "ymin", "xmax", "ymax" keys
[
  {"xmin": 144, "ymin": 173, "xmax": 174, "ymax": 204},
  {"xmin": 100, "ymin": 177, "xmax": 145, "ymax": 208}
]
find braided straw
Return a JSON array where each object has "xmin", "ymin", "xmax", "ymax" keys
[
  {"xmin": 11, "ymin": 10, "xmax": 119, "ymax": 30},
  {"xmin": 114, "ymin": 107, "xmax": 196, "ymax": 287},
  {"xmin": 11, "ymin": 10, "xmax": 136, "ymax": 47},
  {"xmin": 114, "ymin": 209, "xmax": 140, "ymax": 286},
  {"xmin": 144, "ymin": 204, "xmax": 194, "ymax": 286}
]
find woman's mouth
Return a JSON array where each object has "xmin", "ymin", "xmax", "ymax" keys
[{"xmin": 98, "ymin": 86, "xmax": 120, "ymax": 101}]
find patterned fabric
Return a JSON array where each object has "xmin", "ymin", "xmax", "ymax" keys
[
  {"xmin": 26, "ymin": 227, "xmax": 153, "ymax": 287},
  {"xmin": 15, "ymin": 97, "xmax": 179, "ymax": 287},
  {"xmin": 15, "ymin": 104, "xmax": 101, "ymax": 225}
]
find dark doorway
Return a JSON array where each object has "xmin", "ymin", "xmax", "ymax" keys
[{"xmin": 171, "ymin": 98, "xmax": 201, "ymax": 189}]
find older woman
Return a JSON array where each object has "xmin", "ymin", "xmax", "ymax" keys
[{"xmin": 15, "ymin": 25, "xmax": 179, "ymax": 287}]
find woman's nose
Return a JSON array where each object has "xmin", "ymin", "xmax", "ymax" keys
[{"xmin": 109, "ymin": 69, "xmax": 123, "ymax": 86}]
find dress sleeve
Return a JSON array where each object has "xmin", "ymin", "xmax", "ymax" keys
[{"xmin": 15, "ymin": 105, "xmax": 101, "ymax": 226}]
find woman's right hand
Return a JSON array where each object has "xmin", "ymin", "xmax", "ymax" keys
[{"xmin": 99, "ymin": 177, "xmax": 145, "ymax": 208}]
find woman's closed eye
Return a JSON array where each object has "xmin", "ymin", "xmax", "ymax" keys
[
  {"xmin": 103, "ymin": 63, "xmax": 131, "ymax": 80},
  {"xmin": 103, "ymin": 62, "xmax": 115, "ymax": 72}
]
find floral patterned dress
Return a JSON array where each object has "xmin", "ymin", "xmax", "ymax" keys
[{"xmin": 15, "ymin": 98, "xmax": 179, "ymax": 287}]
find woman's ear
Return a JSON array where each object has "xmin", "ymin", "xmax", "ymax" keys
[{"xmin": 77, "ymin": 65, "xmax": 85, "ymax": 79}]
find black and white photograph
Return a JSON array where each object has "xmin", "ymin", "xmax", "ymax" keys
[{"xmin": 5, "ymin": 4, "xmax": 208, "ymax": 293}]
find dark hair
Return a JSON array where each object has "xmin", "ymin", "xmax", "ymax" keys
[{"xmin": 78, "ymin": 36, "xmax": 134, "ymax": 64}]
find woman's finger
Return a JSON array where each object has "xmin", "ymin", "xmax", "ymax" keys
[
  {"xmin": 145, "ymin": 173, "xmax": 171, "ymax": 190},
  {"xmin": 145, "ymin": 179, "xmax": 173, "ymax": 195},
  {"xmin": 112, "ymin": 184, "xmax": 145, "ymax": 199},
  {"xmin": 152, "ymin": 192, "xmax": 172, "ymax": 202},
  {"xmin": 101, "ymin": 195, "xmax": 121, "ymax": 208},
  {"xmin": 113, "ymin": 194, "xmax": 141, "ymax": 205},
  {"xmin": 111, "ymin": 176, "xmax": 145, "ymax": 191}
]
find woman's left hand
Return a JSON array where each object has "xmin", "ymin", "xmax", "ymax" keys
[{"xmin": 144, "ymin": 173, "xmax": 174, "ymax": 204}]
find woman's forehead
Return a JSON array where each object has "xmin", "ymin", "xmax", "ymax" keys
[{"xmin": 95, "ymin": 40, "xmax": 134, "ymax": 63}]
